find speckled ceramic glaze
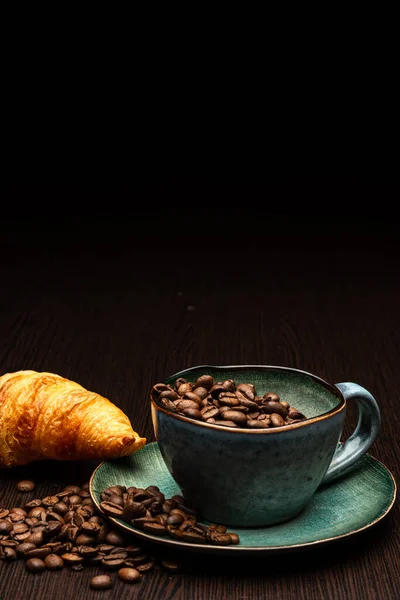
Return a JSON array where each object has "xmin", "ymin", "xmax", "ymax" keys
[{"xmin": 150, "ymin": 365, "xmax": 381, "ymax": 527}]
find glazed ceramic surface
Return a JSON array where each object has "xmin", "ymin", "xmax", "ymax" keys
[
  {"xmin": 89, "ymin": 442, "xmax": 396, "ymax": 555},
  {"xmin": 150, "ymin": 365, "xmax": 381, "ymax": 526}
]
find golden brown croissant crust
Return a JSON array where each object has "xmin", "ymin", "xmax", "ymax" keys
[{"xmin": 0, "ymin": 370, "xmax": 146, "ymax": 467}]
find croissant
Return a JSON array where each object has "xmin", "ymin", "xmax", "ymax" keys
[{"xmin": 0, "ymin": 370, "xmax": 146, "ymax": 467}]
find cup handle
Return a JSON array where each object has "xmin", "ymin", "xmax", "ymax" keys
[{"xmin": 321, "ymin": 382, "xmax": 381, "ymax": 484}]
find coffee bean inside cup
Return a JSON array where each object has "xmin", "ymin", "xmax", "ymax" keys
[{"xmin": 151, "ymin": 376, "xmax": 308, "ymax": 428}]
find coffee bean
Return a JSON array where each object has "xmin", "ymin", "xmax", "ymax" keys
[
  {"xmin": 182, "ymin": 407, "xmax": 203, "ymax": 419},
  {"xmin": 3, "ymin": 547, "xmax": 17, "ymax": 560},
  {"xmin": 44, "ymin": 553, "xmax": 64, "ymax": 570},
  {"xmin": 64, "ymin": 485, "xmax": 81, "ymax": 495},
  {"xmin": 25, "ymin": 557, "xmax": 46, "ymax": 573},
  {"xmin": 17, "ymin": 542, "xmax": 36, "ymax": 557},
  {"xmin": 263, "ymin": 392, "xmax": 281, "ymax": 402},
  {"xmin": 143, "ymin": 522, "xmax": 168, "ymax": 535},
  {"xmin": 248, "ymin": 419, "xmax": 271, "ymax": 428},
  {"xmin": 106, "ymin": 530, "xmax": 126, "ymax": 546},
  {"xmin": 160, "ymin": 559, "xmax": 182, "ymax": 572},
  {"xmin": 271, "ymin": 413, "xmax": 286, "ymax": 427},
  {"xmin": 177, "ymin": 383, "xmax": 193, "ymax": 396},
  {"xmin": 101, "ymin": 555, "xmax": 126, "ymax": 569},
  {"xmin": 118, "ymin": 567, "xmax": 141, "ymax": 583},
  {"xmin": 192, "ymin": 386, "xmax": 209, "ymax": 400},
  {"xmin": 0, "ymin": 520, "xmax": 13, "ymax": 534},
  {"xmin": 100, "ymin": 501, "xmax": 123, "ymax": 517},
  {"xmin": 194, "ymin": 375, "xmax": 214, "ymax": 390},
  {"xmin": 182, "ymin": 391, "xmax": 202, "ymax": 405},
  {"xmin": 263, "ymin": 401, "xmax": 288, "ymax": 418},
  {"xmin": 25, "ymin": 531, "xmax": 44, "ymax": 546},
  {"xmin": 90, "ymin": 574, "xmax": 113, "ymax": 590},
  {"xmin": 42, "ymin": 496, "xmax": 60, "ymax": 508},
  {"xmin": 228, "ymin": 533, "xmax": 240, "ymax": 544},
  {"xmin": 16, "ymin": 480, "xmax": 35, "ymax": 493},
  {"xmin": 61, "ymin": 552, "xmax": 84, "ymax": 565},
  {"xmin": 25, "ymin": 547, "xmax": 52, "ymax": 560},
  {"xmin": 222, "ymin": 410, "xmax": 248, "ymax": 426},
  {"xmin": 136, "ymin": 560, "xmax": 155, "ymax": 573}
]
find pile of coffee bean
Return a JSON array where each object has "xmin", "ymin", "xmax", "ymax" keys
[
  {"xmin": 0, "ymin": 480, "xmax": 184, "ymax": 591},
  {"xmin": 99, "ymin": 484, "xmax": 240, "ymax": 546},
  {"xmin": 151, "ymin": 374, "xmax": 307, "ymax": 428}
]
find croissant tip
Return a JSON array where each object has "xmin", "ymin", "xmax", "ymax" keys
[{"xmin": 119, "ymin": 434, "xmax": 147, "ymax": 456}]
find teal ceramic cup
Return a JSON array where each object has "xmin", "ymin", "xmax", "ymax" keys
[{"xmin": 150, "ymin": 365, "xmax": 381, "ymax": 527}]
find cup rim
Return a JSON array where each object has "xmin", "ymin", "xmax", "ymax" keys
[{"xmin": 150, "ymin": 364, "xmax": 345, "ymax": 434}]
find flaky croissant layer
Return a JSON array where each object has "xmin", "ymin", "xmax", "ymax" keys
[{"xmin": 0, "ymin": 370, "xmax": 146, "ymax": 467}]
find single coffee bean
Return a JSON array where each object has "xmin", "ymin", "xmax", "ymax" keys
[
  {"xmin": 263, "ymin": 401, "xmax": 288, "ymax": 418},
  {"xmin": 182, "ymin": 392, "xmax": 202, "ymax": 404},
  {"xmin": 182, "ymin": 407, "xmax": 203, "ymax": 419},
  {"xmin": 160, "ymin": 559, "xmax": 182, "ymax": 572},
  {"xmin": 263, "ymin": 392, "xmax": 281, "ymax": 402},
  {"xmin": 101, "ymin": 555, "xmax": 126, "ymax": 569},
  {"xmin": 175, "ymin": 399, "xmax": 200, "ymax": 412},
  {"xmin": 0, "ymin": 540, "xmax": 18, "ymax": 548},
  {"xmin": 44, "ymin": 553, "xmax": 64, "ymax": 570},
  {"xmin": 219, "ymin": 393, "xmax": 240, "ymax": 407},
  {"xmin": 152, "ymin": 383, "xmax": 172, "ymax": 397},
  {"xmin": 181, "ymin": 531, "xmax": 207, "ymax": 544},
  {"xmin": 41, "ymin": 496, "xmax": 60, "ymax": 508},
  {"xmin": 3, "ymin": 547, "xmax": 17, "ymax": 560},
  {"xmin": 106, "ymin": 530, "xmax": 126, "ymax": 546},
  {"xmin": 270, "ymin": 413, "xmax": 286, "ymax": 427},
  {"xmin": 192, "ymin": 386, "xmax": 209, "ymax": 400},
  {"xmin": 25, "ymin": 557, "xmax": 46, "ymax": 573},
  {"xmin": 118, "ymin": 567, "xmax": 141, "ymax": 582},
  {"xmin": 63, "ymin": 485, "xmax": 81, "ymax": 495},
  {"xmin": 28, "ymin": 507, "xmax": 46, "ymax": 519},
  {"xmin": 222, "ymin": 410, "xmax": 248, "ymax": 426},
  {"xmin": 236, "ymin": 383, "xmax": 256, "ymax": 400},
  {"xmin": 248, "ymin": 419, "xmax": 271, "ymax": 428},
  {"xmin": 25, "ymin": 547, "xmax": 52, "ymax": 560},
  {"xmin": 69, "ymin": 495, "xmax": 83, "ymax": 506},
  {"xmin": 210, "ymin": 532, "xmax": 233, "ymax": 545},
  {"xmin": 17, "ymin": 542, "xmax": 36, "ymax": 557},
  {"xmin": 0, "ymin": 520, "xmax": 13, "ymax": 534},
  {"xmin": 159, "ymin": 389, "xmax": 179, "ymax": 402},
  {"xmin": 287, "ymin": 407, "xmax": 306, "ymax": 420},
  {"xmin": 194, "ymin": 375, "xmax": 214, "ymax": 390},
  {"xmin": 177, "ymin": 383, "xmax": 193, "ymax": 396},
  {"xmin": 16, "ymin": 480, "xmax": 35, "ymax": 493},
  {"xmin": 143, "ymin": 522, "xmax": 168, "ymax": 535},
  {"xmin": 61, "ymin": 552, "xmax": 84, "ymax": 565},
  {"xmin": 25, "ymin": 531, "xmax": 44, "ymax": 546},
  {"xmin": 136, "ymin": 560, "xmax": 155, "ymax": 573},
  {"xmin": 100, "ymin": 501, "xmax": 123, "ymax": 517},
  {"xmin": 90, "ymin": 574, "xmax": 113, "ymax": 590},
  {"xmin": 201, "ymin": 406, "xmax": 219, "ymax": 420}
]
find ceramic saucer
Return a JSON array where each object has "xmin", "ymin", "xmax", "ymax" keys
[{"xmin": 89, "ymin": 442, "xmax": 396, "ymax": 556}]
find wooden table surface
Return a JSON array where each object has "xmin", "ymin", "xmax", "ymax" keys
[{"xmin": 0, "ymin": 183, "xmax": 399, "ymax": 599}]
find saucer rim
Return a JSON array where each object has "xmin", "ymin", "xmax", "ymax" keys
[{"xmin": 89, "ymin": 442, "xmax": 397, "ymax": 555}]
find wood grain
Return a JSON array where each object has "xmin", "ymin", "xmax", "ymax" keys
[{"xmin": 0, "ymin": 186, "xmax": 399, "ymax": 600}]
